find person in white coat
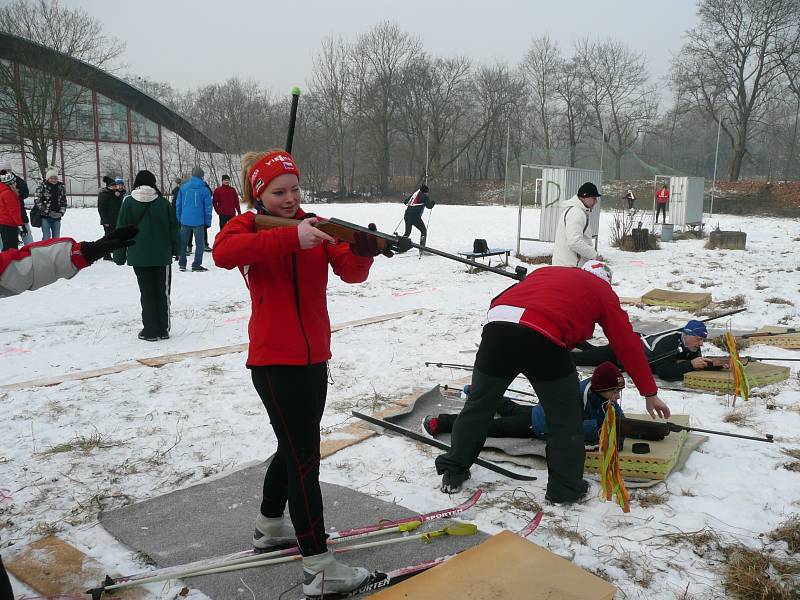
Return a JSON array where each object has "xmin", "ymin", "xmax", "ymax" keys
[{"xmin": 552, "ymin": 181, "xmax": 603, "ymax": 267}]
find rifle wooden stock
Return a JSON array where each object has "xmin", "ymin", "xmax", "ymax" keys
[{"xmin": 252, "ymin": 215, "xmax": 391, "ymax": 253}]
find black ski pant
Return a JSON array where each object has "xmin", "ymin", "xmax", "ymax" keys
[
  {"xmin": 437, "ymin": 398, "xmax": 533, "ymax": 438},
  {"xmin": 251, "ymin": 363, "xmax": 329, "ymax": 557},
  {"xmin": 656, "ymin": 203, "xmax": 667, "ymax": 223},
  {"xmin": 219, "ymin": 214, "xmax": 234, "ymax": 231},
  {"xmin": 0, "ymin": 555, "xmax": 13, "ymax": 599},
  {"xmin": 102, "ymin": 224, "xmax": 115, "ymax": 259},
  {"xmin": 402, "ymin": 211, "xmax": 427, "ymax": 246},
  {"xmin": 571, "ymin": 341, "xmax": 620, "ymax": 368},
  {"xmin": 0, "ymin": 224, "xmax": 19, "ymax": 250},
  {"xmin": 133, "ymin": 265, "xmax": 171, "ymax": 338},
  {"xmin": 435, "ymin": 322, "xmax": 586, "ymax": 503},
  {"xmin": 627, "ymin": 198, "xmax": 635, "ymax": 210}
]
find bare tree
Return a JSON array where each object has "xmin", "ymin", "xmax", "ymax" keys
[
  {"xmin": 521, "ymin": 35, "xmax": 562, "ymax": 164},
  {"xmin": 353, "ymin": 22, "xmax": 420, "ymax": 194},
  {"xmin": 310, "ymin": 36, "xmax": 353, "ymax": 195},
  {"xmin": 575, "ymin": 37, "xmax": 658, "ymax": 179},
  {"xmin": 553, "ymin": 56, "xmax": 591, "ymax": 167},
  {"xmin": 674, "ymin": 0, "xmax": 799, "ymax": 180},
  {"xmin": 0, "ymin": 0, "xmax": 124, "ymax": 177}
]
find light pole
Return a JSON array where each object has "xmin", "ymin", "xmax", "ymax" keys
[
  {"xmin": 711, "ymin": 116, "xmax": 723, "ymax": 218},
  {"xmin": 503, "ymin": 121, "xmax": 510, "ymax": 207},
  {"xmin": 599, "ymin": 121, "xmax": 605, "ymax": 174}
]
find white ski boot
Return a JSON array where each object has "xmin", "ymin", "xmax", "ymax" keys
[
  {"xmin": 302, "ymin": 550, "xmax": 371, "ymax": 597},
  {"xmin": 252, "ymin": 513, "xmax": 296, "ymax": 552}
]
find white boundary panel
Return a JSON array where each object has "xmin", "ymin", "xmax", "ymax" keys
[
  {"xmin": 652, "ymin": 175, "xmax": 705, "ymax": 227},
  {"xmin": 539, "ymin": 167, "xmax": 602, "ymax": 242}
]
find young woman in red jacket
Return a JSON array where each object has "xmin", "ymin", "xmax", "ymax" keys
[{"xmin": 212, "ymin": 150, "xmax": 392, "ymax": 597}]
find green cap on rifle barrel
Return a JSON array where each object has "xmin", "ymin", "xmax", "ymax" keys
[{"xmin": 292, "ymin": 86, "xmax": 301, "ymax": 96}]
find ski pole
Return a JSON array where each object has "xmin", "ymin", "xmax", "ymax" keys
[
  {"xmin": 644, "ymin": 308, "xmax": 747, "ymax": 339},
  {"xmin": 392, "ymin": 213, "xmax": 405, "ymax": 235},
  {"xmin": 285, "ymin": 87, "xmax": 301, "ymax": 153},
  {"xmin": 89, "ymin": 523, "xmax": 477, "ymax": 595},
  {"xmin": 96, "ymin": 519, "xmax": 424, "ymax": 590},
  {"xmin": 743, "ymin": 356, "xmax": 800, "ymax": 362},
  {"xmin": 441, "ymin": 383, "xmax": 536, "ymax": 401}
]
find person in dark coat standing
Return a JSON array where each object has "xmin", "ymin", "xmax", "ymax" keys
[
  {"xmin": 114, "ymin": 170, "xmax": 180, "ymax": 341},
  {"xmin": 97, "ymin": 176, "xmax": 124, "ymax": 260},
  {"xmin": 34, "ymin": 167, "xmax": 67, "ymax": 240},
  {"xmin": 212, "ymin": 174, "xmax": 241, "ymax": 232}
]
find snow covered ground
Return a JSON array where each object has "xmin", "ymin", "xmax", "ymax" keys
[{"xmin": 1, "ymin": 203, "xmax": 799, "ymax": 599}]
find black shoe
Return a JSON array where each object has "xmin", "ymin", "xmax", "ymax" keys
[
  {"xmin": 545, "ymin": 480, "xmax": 590, "ymax": 504},
  {"xmin": 158, "ymin": 332, "xmax": 170, "ymax": 340},
  {"xmin": 440, "ymin": 470, "xmax": 470, "ymax": 494},
  {"xmin": 204, "ymin": 245, "xmax": 212, "ymax": 252},
  {"xmin": 138, "ymin": 331, "xmax": 158, "ymax": 342},
  {"xmin": 192, "ymin": 265, "xmax": 208, "ymax": 272},
  {"xmin": 179, "ymin": 265, "xmax": 186, "ymax": 272}
]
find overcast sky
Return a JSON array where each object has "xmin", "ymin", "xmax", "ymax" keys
[{"xmin": 67, "ymin": 0, "xmax": 699, "ymax": 95}]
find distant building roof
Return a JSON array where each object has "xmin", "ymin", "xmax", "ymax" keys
[{"xmin": 0, "ymin": 31, "xmax": 224, "ymax": 153}]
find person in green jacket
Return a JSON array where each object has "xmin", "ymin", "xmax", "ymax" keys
[{"xmin": 114, "ymin": 170, "xmax": 180, "ymax": 341}]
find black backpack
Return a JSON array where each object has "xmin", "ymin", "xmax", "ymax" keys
[{"xmin": 473, "ymin": 238, "xmax": 489, "ymax": 254}]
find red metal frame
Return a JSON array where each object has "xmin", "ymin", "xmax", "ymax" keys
[
  {"xmin": 158, "ymin": 123, "xmax": 164, "ymax": 192},
  {"xmin": 126, "ymin": 106, "xmax": 133, "ymax": 185},
  {"xmin": 92, "ymin": 89, "xmax": 100, "ymax": 188},
  {"xmin": 14, "ymin": 62, "xmax": 27, "ymax": 181}
]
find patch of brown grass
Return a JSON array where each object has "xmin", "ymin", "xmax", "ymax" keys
[
  {"xmin": 765, "ymin": 297, "xmax": 795, "ymax": 306},
  {"xmin": 549, "ymin": 521, "xmax": 588, "ymax": 546},
  {"xmin": 724, "ymin": 410, "xmax": 752, "ymax": 426},
  {"xmin": 613, "ymin": 551, "xmax": 654, "ymax": 588},
  {"xmin": 716, "ymin": 294, "xmax": 748, "ymax": 310},
  {"xmin": 723, "ymin": 545, "xmax": 800, "ymax": 600},
  {"xmin": 782, "ymin": 448, "xmax": 800, "ymax": 460},
  {"xmin": 515, "ymin": 253, "xmax": 552, "ymax": 265},
  {"xmin": 770, "ymin": 515, "xmax": 800, "ymax": 554},
  {"xmin": 635, "ymin": 489, "xmax": 670, "ymax": 508},
  {"xmin": 782, "ymin": 461, "xmax": 800, "ymax": 472}
]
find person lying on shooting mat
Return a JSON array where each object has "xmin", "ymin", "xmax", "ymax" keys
[
  {"xmin": 424, "ymin": 362, "xmax": 626, "ymax": 445},
  {"xmin": 572, "ymin": 319, "xmax": 747, "ymax": 381},
  {"xmin": 433, "ymin": 260, "xmax": 670, "ymax": 502}
]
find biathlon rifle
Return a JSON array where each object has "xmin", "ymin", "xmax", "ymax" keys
[
  {"xmin": 253, "ymin": 216, "xmax": 527, "ymax": 281},
  {"xmin": 619, "ymin": 417, "xmax": 773, "ymax": 443},
  {"xmin": 641, "ymin": 308, "xmax": 747, "ymax": 339}
]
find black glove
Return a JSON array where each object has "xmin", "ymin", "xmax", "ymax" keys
[
  {"xmin": 350, "ymin": 223, "xmax": 392, "ymax": 257},
  {"xmin": 80, "ymin": 225, "xmax": 138, "ymax": 263},
  {"xmin": 390, "ymin": 235, "xmax": 413, "ymax": 254}
]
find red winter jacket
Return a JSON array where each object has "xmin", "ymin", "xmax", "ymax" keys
[
  {"xmin": 1, "ymin": 238, "xmax": 89, "ymax": 297},
  {"xmin": 212, "ymin": 185, "xmax": 241, "ymax": 216},
  {"xmin": 487, "ymin": 266, "xmax": 658, "ymax": 397},
  {"xmin": 0, "ymin": 182, "xmax": 23, "ymax": 227},
  {"xmin": 212, "ymin": 209, "xmax": 374, "ymax": 366},
  {"xmin": 656, "ymin": 188, "xmax": 670, "ymax": 204}
]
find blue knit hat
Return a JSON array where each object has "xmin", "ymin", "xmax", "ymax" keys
[
  {"xmin": 115, "ymin": 176, "xmax": 124, "ymax": 185},
  {"xmin": 683, "ymin": 320, "xmax": 708, "ymax": 338}
]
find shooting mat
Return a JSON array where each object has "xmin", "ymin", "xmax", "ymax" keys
[
  {"xmin": 641, "ymin": 289, "xmax": 712, "ymax": 311},
  {"xmin": 683, "ymin": 361, "xmax": 790, "ymax": 392}
]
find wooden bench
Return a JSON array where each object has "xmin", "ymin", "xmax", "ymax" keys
[{"xmin": 457, "ymin": 248, "xmax": 513, "ymax": 272}]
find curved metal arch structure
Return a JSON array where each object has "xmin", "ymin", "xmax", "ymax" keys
[{"xmin": 0, "ymin": 31, "xmax": 223, "ymax": 153}]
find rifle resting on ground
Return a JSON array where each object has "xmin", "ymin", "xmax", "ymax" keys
[{"xmin": 254, "ymin": 215, "xmax": 527, "ymax": 281}]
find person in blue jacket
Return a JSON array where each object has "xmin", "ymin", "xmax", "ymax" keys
[
  {"xmin": 424, "ymin": 361, "xmax": 625, "ymax": 444},
  {"xmin": 176, "ymin": 165, "xmax": 212, "ymax": 272}
]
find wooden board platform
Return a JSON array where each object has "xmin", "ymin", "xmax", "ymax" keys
[
  {"xmin": 744, "ymin": 326, "xmax": 800, "ymax": 350},
  {"xmin": 4, "ymin": 536, "xmax": 147, "ymax": 599},
  {"xmin": 585, "ymin": 414, "xmax": 689, "ymax": 480},
  {"xmin": 1, "ymin": 309, "xmax": 425, "ymax": 390},
  {"xmin": 641, "ymin": 288, "xmax": 712, "ymax": 311},
  {"xmin": 372, "ymin": 530, "xmax": 616, "ymax": 600},
  {"xmin": 683, "ymin": 361, "xmax": 791, "ymax": 393}
]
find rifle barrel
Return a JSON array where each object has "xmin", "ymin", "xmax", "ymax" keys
[
  {"xmin": 746, "ymin": 356, "xmax": 800, "ymax": 362},
  {"xmin": 685, "ymin": 425, "xmax": 774, "ymax": 443}
]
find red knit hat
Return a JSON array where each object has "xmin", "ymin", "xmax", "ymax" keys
[
  {"xmin": 591, "ymin": 361, "xmax": 625, "ymax": 392},
  {"xmin": 248, "ymin": 151, "xmax": 300, "ymax": 199}
]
